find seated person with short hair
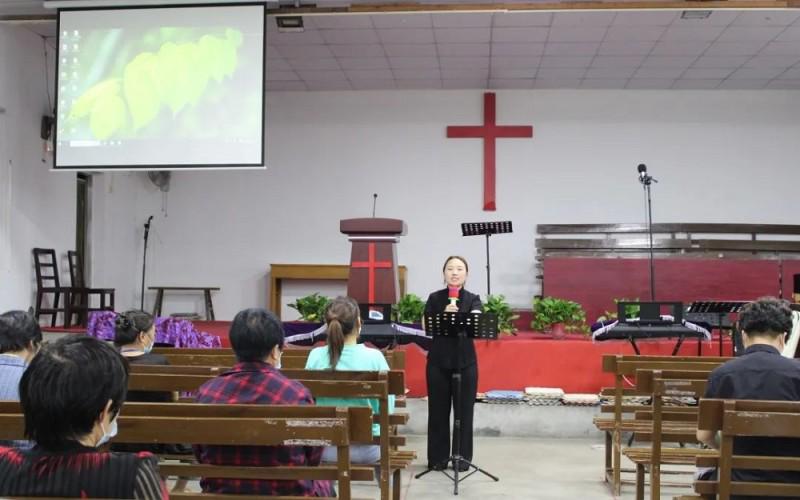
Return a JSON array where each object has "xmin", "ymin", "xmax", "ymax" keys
[
  {"xmin": 698, "ymin": 297, "xmax": 800, "ymax": 499},
  {"xmin": 0, "ymin": 335, "xmax": 167, "ymax": 499},
  {"xmin": 114, "ymin": 310, "xmax": 172, "ymax": 404},
  {"xmin": 194, "ymin": 308, "xmax": 332, "ymax": 497},
  {"xmin": 0, "ymin": 310, "xmax": 41, "ymax": 401},
  {"xmin": 305, "ymin": 296, "xmax": 395, "ymax": 464}
]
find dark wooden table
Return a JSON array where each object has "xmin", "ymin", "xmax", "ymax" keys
[{"xmin": 148, "ymin": 286, "xmax": 220, "ymax": 320}]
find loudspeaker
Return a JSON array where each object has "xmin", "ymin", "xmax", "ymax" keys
[{"xmin": 40, "ymin": 115, "xmax": 54, "ymax": 140}]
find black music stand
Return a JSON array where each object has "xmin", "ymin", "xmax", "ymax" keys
[
  {"xmin": 687, "ymin": 301, "xmax": 747, "ymax": 356},
  {"xmin": 461, "ymin": 221, "xmax": 512, "ymax": 297},
  {"xmin": 415, "ymin": 311, "xmax": 500, "ymax": 495}
]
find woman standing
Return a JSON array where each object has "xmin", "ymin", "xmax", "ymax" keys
[{"xmin": 424, "ymin": 256, "xmax": 482, "ymax": 472}]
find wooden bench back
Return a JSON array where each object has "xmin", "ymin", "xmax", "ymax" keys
[
  {"xmin": 695, "ymin": 399, "xmax": 800, "ymax": 500},
  {"xmin": 602, "ymin": 354, "xmax": 730, "ymax": 373},
  {"xmin": 156, "ymin": 348, "xmax": 405, "ymax": 370},
  {"xmin": 0, "ymin": 403, "xmax": 371, "ymax": 500}
]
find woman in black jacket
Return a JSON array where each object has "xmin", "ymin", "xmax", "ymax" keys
[{"xmin": 424, "ymin": 255, "xmax": 482, "ymax": 472}]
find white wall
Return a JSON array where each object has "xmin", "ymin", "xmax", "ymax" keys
[
  {"xmin": 89, "ymin": 88, "xmax": 800, "ymax": 318},
  {"xmin": 0, "ymin": 26, "xmax": 74, "ymax": 312}
]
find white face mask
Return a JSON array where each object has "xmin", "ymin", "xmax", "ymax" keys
[{"xmin": 97, "ymin": 417, "xmax": 118, "ymax": 447}]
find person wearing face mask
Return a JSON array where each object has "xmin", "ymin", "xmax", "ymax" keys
[
  {"xmin": 113, "ymin": 310, "xmax": 173, "ymax": 403},
  {"xmin": 424, "ymin": 256, "xmax": 483, "ymax": 473},
  {"xmin": 194, "ymin": 308, "xmax": 332, "ymax": 497},
  {"xmin": 0, "ymin": 335, "xmax": 167, "ymax": 499},
  {"xmin": 305, "ymin": 296, "xmax": 394, "ymax": 465}
]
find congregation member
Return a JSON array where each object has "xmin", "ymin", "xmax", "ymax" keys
[
  {"xmin": 0, "ymin": 310, "xmax": 41, "ymax": 401},
  {"xmin": 194, "ymin": 308, "xmax": 332, "ymax": 496},
  {"xmin": 424, "ymin": 256, "xmax": 483, "ymax": 472},
  {"xmin": 114, "ymin": 310, "xmax": 173, "ymax": 403},
  {"xmin": 698, "ymin": 297, "xmax": 800, "ymax": 499},
  {"xmin": 305, "ymin": 296, "xmax": 395, "ymax": 464},
  {"xmin": 0, "ymin": 335, "xmax": 167, "ymax": 499}
]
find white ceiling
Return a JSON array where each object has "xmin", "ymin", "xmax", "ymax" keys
[
  {"xmin": 2, "ymin": 0, "xmax": 800, "ymax": 90},
  {"xmin": 267, "ymin": 9, "xmax": 800, "ymax": 90}
]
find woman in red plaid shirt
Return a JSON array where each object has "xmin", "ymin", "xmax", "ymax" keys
[{"xmin": 194, "ymin": 308, "xmax": 333, "ymax": 496}]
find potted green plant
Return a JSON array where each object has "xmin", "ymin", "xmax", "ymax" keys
[
  {"xmin": 531, "ymin": 296, "xmax": 588, "ymax": 338},
  {"xmin": 483, "ymin": 294, "xmax": 520, "ymax": 336},
  {"xmin": 287, "ymin": 293, "xmax": 330, "ymax": 322},
  {"xmin": 392, "ymin": 293, "xmax": 425, "ymax": 324}
]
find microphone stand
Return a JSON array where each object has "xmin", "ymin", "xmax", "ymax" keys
[
  {"xmin": 140, "ymin": 216, "xmax": 153, "ymax": 310},
  {"xmin": 640, "ymin": 174, "xmax": 657, "ymax": 301}
]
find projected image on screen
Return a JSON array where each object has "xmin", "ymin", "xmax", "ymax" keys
[{"xmin": 56, "ymin": 5, "xmax": 264, "ymax": 169}]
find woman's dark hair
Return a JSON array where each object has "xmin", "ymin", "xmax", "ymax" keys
[
  {"xmin": 324, "ymin": 296, "xmax": 360, "ymax": 370},
  {"xmin": 442, "ymin": 255, "xmax": 469, "ymax": 273},
  {"xmin": 739, "ymin": 297, "xmax": 793, "ymax": 338},
  {"xmin": 114, "ymin": 310, "xmax": 154, "ymax": 347},
  {"xmin": 229, "ymin": 308, "xmax": 285, "ymax": 362},
  {"xmin": 0, "ymin": 310, "xmax": 42, "ymax": 353},
  {"xmin": 19, "ymin": 335, "xmax": 128, "ymax": 449}
]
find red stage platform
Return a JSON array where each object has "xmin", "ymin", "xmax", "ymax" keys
[
  {"xmin": 169, "ymin": 322, "xmax": 733, "ymax": 397},
  {"xmin": 45, "ymin": 321, "xmax": 731, "ymax": 397}
]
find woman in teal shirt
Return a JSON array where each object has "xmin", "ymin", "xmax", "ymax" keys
[{"xmin": 305, "ymin": 296, "xmax": 394, "ymax": 464}]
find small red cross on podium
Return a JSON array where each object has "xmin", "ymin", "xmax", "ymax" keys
[
  {"xmin": 447, "ymin": 92, "xmax": 534, "ymax": 211},
  {"xmin": 351, "ymin": 242, "xmax": 393, "ymax": 303}
]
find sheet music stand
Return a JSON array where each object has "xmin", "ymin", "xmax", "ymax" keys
[
  {"xmin": 461, "ymin": 221, "xmax": 512, "ymax": 297},
  {"xmin": 687, "ymin": 301, "xmax": 748, "ymax": 356},
  {"xmin": 415, "ymin": 311, "xmax": 500, "ymax": 495}
]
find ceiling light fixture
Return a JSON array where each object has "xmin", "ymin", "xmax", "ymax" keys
[
  {"xmin": 276, "ymin": 15, "xmax": 304, "ymax": 32},
  {"xmin": 681, "ymin": 10, "xmax": 712, "ymax": 20}
]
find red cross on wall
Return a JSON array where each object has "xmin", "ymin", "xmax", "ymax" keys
[
  {"xmin": 447, "ymin": 92, "xmax": 534, "ymax": 211},
  {"xmin": 351, "ymin": 242, "xmax": 393, "ymax": 303}
]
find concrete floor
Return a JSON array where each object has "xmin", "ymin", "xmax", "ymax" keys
[
  {"xmin": 172, "ymin": 435, "xmax": 695, "ymax": 499},
  {"xmin": 356, "ymin": 435, "xmax": 695, "ymax": 500}
]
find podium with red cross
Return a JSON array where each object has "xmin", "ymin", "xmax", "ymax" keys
[{"xmin": 340, "ymin": 218, "xmax": 406, "ymax": 305}]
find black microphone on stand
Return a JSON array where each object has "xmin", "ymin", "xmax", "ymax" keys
[
  {"xmin": 140, "ymin": 216, "xmax": 154, "ymax": 310},
  {"xmin": 372, "ymin": 193, "xmax": 378, "ymax": 218},
  {"xmin": 636, "ymin": 164, "xmax": 656, "ymax": 301}
]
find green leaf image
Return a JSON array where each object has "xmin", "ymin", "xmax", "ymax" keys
[
  {"xmin": 123, "ymin": 52, "xmax": 160, "ymax": 130},
  {"xmin": 89, "ymin": 92, "xmax": 126, "ymax": 140},
  {"xmin": 67, "ymin": 28, "xmax": 245, "ymax": 139},
  {"xmin": 155, "ymin": 42, "xmax": 192, "ymax": 115},
  {"xmin": 69, "ymin": 79, "xmax": 121, "ymax": 120}
]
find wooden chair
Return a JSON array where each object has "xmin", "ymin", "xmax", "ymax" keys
[
  {"xmin": 32, "ymin": 248, "xmax": 74, "ymax": 327},
  {"xmin": 626, "ymin": 368, "xmax": 717, "ymax": 500},
  {"xmin": 597, "ymin": 354, "xmax": 729, "ymax": 495},
  {"xmin": 684, "ymin": 399, "xmax": 800, "ymax": 500},
  {"xmin": 125, "ymin": 369, "xmax": 414, "ymax": 500},
  {"xmin": 0, "ymin": 402, "xmax": 373, "ymax": 500},
  {"xmin": 67, "ymin": 250, "xmax": 115, "ymax": 327}
]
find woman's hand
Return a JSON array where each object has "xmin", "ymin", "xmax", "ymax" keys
[{"xmin": 445, "ymin": 303, "xmax": 459, "ymax": 313}]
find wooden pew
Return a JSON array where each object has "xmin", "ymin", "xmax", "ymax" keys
[
  {"xmin": 126, "ymin": 369, "xmax": 413, "ymax": 500},
  {"xmin": 154, "ymin": 348, "xmax": 406, "ymax": 370},
  {"xmin": 626, "ymin": 368, "xmax": 716, "ymax": 500},
  {"xmin": 677, "ymin": 399, "xmax": 800, "ymax": 500},
  {"xmin": 598, "ymin": 354, "xmax": 729, "ymax": 494},
  {"xmin": 0, "ymin": 401, "xmax": 374, "ymax": 500}
]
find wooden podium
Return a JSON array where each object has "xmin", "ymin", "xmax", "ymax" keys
[{"xmin": 340, "ymin": 218, "xmax": 407, "ymax": 306}]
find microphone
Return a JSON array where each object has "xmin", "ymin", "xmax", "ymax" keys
[
  {"xmin": 448, "ymin": 286, "xmax": 460, "ymax": 308},
  {"xmin": 637, "ymin": 164, "xmax": 647, "ymax": 182},
  {"xmin": 144, "ymin": 215, "xmax": 153, "ymax": 237},
  {"xmin": 372, "ymin": 193, "xmax": 378, "ymax": 218}
]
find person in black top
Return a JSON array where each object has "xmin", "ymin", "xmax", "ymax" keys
[
  {"xmin": 0, "ymin": 335, "xmax": 166, "ymax": 499},
  {"xmin": 114, "ymin": 310, "xmax": 172, "ymax": 403},
  {"xmin": 698, "ymin": 297, "xmax": 800, "ymax": 499},
  {"xmin": 424, "ymin": 255, "xmax": 483, "ymax": 472}
]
